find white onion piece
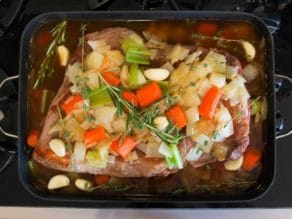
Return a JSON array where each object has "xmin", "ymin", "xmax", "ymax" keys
[
  {"xmin": 65, "ymin": 62, "xmax": 82, "ymax": 84},
  {"xmin": 74, "ymin": 142, "xmax": 86, "ymax": 162},
  {"xmin": 209, "ymin": 72, "xmax": 226, "ymax": 88},
  {"xmin": 125, "ymin": 151, "xmax": 139, "ymax": 162},
  {"xmin": 145, "ymin": 142, "xmax": 163, "ymax": 158},
  {"xmin": 120, "ymin": 65, "xmax": 129, "ymax": 88},
  {"xmin": 48, "ymin": 122, "xmax": 63, "ymax": 135},
  {"xmin": 186, "ymin": 147, "xmax": 203, "ymax": 161},
  {"xmin": 136, "ymin": 143, "xmax": 148, "ymax": 154},
  {"xmin": 167, "ymin": 44, "xmax": 190, "ymax": 64},
  {"xmin": 158, "ymin": 142, "xmax": 172, "ymax": 157},
  {"xmin": 85, "ymin": 51, "xmax": 104, "ymax": 70},
  {"xmin": 203, "ymin": 50, "xmax": 226, "ymax": 73},
  {"xmin": 242, "ymin": 63, "xmax": 259, "ymax": 81},
  {"xmin": 185, "ymin": 107, "xmax": 199, "ymax": 124},
  {"xmin": 194, "ymin": 134, "xmax": 213, "ymax": 153},
  {"xmin": 225, "ymin": 65, "xmax": 240, "ymax": 79},
  {"xmin": 87, "ymin": 40, "xmax": 110, "ymax": 54},
  {"xmin": 153, "ymin": 116, "xmax": 169, "ymax": 131},
  {"xmin": 161, "ymin": 62, "xmax": 174, "ymax": 72},
  {"xmin": 184, "ymin": 50, "xmax": 203, "ymax": 64},
  {"xmin": 213, "ymin": 105, "xmax": 234, "ymax": 142}
]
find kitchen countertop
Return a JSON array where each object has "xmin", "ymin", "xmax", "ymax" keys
[{"xmin": 1, "ymin": 208, "xmax": 292, "ymax": 219}]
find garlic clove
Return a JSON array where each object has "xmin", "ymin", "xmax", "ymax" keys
[
  {"xmin": 153, "ymin": 116, "xmax": 169, "ymax": 130},
  {"xmin": 57, "ymin": 45, "xmax": 70, "ymax": 67},
  {"xmin": 224, "ymin": 155, "xmax": 243, "ymax": 171},
  {"xmin": 240, "ymin": 40, "xmax": 256, "ymax": 62},
  {"xmin": 49, "ymin": 139, "xmax": 66, "ymax": 157},
  {"xmin": 75, "ymin": 178, "xmax": 93, "ymax": 191},
  {"xmin": 48, "ymin": 175, "xmax": 70, "ymax": 190},
  {"xmin": 144, "ymin": 68, "xmax": 170, "ymax": 81}
]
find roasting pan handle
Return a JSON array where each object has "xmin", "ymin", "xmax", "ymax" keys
[
  {"xmin": 0, "ymin": 75, "xmax": 19, "ymax": 139},
  {"xmin": 275, "ymin": 74, "xmax": 292, "ymax": 140}
]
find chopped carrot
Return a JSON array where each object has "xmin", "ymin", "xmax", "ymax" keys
[
  {"xmin": 199, "ymin": 86, "xmax": 221, "ymax": 119},
  {"xmin": 95, "ymin": 175, "xmax": 110, "ymax": 185},
  {"xmin": 136, "ymin": 82, "xmax": 162, "ymax": 108},
  {"xmin": 243, "ymin": 149, "xmax": 262, "ymax": 171},
  {"xmin": 61, "ymin": 95, "xmax": 83, "ymax": 115},
  {"xmin": 111, "ymin": 135, "xmax": 137, "ymax": 158},
  {"xmin": 83, "ymin": 126, "xmax": 106, "ymax": 146},
  {"xmin": 197, "ymin": 22, "xmax": 218, "ymax": 36},
  {"xmin": 103, "ymin": 71, "xmax": 120, "ymax": 86},
  {"xmin": 122, "ymin": 91, "xmax": 139, "ymax": 107},
  {"xmin": 166, "ymin": 105, "xmax": 188, "ymax": 128},
  {"xmin": 27, "ymin": 129, "xmax": 40, "ymax": 148}
]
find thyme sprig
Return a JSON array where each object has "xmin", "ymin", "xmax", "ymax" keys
[{"xmin": 33, "ymin": 21, "xmax": 67, "ymax": 89}]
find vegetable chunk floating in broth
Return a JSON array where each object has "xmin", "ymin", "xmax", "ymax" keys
[{"xmin": 28, "ymin": 19, "xmax": 267, "ymax": 195}]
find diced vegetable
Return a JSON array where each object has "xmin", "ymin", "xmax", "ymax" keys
[
  {"xmin": 125, "ymin": 151, "xmax": 139, "ymax": 161},
  {"xmin": 102, "ymin": 71, "xmax": 120, "ymax": 86},
  {"xmin": 153, "ymin": 116, "xmax": 169, "ymax": 131},
  {"xmin": 95, "ymin": 175, "xmax": 110, "ymax": 185},
  {"xmin": 199, "ymin": 86, "xmax": 221, "ymax": 119},
  {"xmin": 122, "ymin": 91, "xmax": 139, "ymax": 107},
  {"xmin": 165, "ymin": 156, "xmax": 175, "ymax": 169},
  {"xmin": 57, "ymin": 45, "xmax": 70, "ymax": 66},
  {"xmin": 49, "ymin": 139, "xmax": 66, "ymax": 157},
  {"xmin": 111, "ymin": 135, "xmax": 137, "ymax": 159},
  {"xmin": 83, "ymin": 126, "xmax": 106, "ymax": 146},
  {"xmin": 169, "ymin": 144, "xmax": 183, "ymax": 169},
  {"xmin": 209, "ymin": 72, "xmax": 226, "ymax": 88},
  {"xmin": 181, "ymin": 87, "xmax": 201, "ymax": 107},
  {"xmin": 136, "ymin": 82, "xmax": 162, "ymax": 108},
  {"xmin": 129, "ymin": 63, "xmax": 146, "ymax": 89},
  {"xmin": 106, "ymin": 50, "xmax": 125, "ymax": 67},
  {"xmin": 224, "ymin": 155, "xmax": 243, "ymax": 171},
  {"xmin": 75, "ymin": 178, "xmax": 93, "ymax": 191},
  {"xmin": 120, "ymin": 65, "xmax": 130, "ymax": 88},
  {"xmin": 184, "ymin": 50, "xmax": 203, "ymax": 64},
  {"xmin": 167, "ymin": 44, "xmax": 190, "ymax": 64},
  {"xmin": 85, "ymin": 51, "xmax": 104, "ymax": 70},
  {"xmin": 73, "ymin": 142, "xmax": 86, "ymax": 162},
  {"xmin": 197, "ymin": 22, "xmax": 218, "ymax": 36},
  {"xmin": 157, "ymin": 81, "xmax": 170, "ymax": 94},
  {"xmin": 93, "ymin": 106, "xmax": 116, "ymax": 133},
  {"xmin": 170, "ymin": 62, "xmax": 190, "ymax": 86},
  {"xmin": 63, "ymin": 117, "xmax": 84, "ymax": 142},
  {"xmin": 85, "ymin": 70, "xmax": 100, "ymax": 90},
  {"xmin": 27, "ymin": 129, "xmax": 40, "ymax": 148},
  {"xmin": 243, "ymin": 149, "xmax": 262, "ymax": 171},
  {"xmin": 89, "ymin": 87, "xmax": 112, "ymax": 107},
  {"xmin": 112, "ymin": 118, "xmax": 127, "ymax": 133},
  {"xmin": 240, "ymin": 40, "xmax": 256, "ymax": 61},
  {"xmin": 126, "ymin": 47, "xmax": 151, "ymax": 65},
  {"xmin": 203, "ymin": 51, "xmax": 226, "ymax": 73},
  {"xmin": 185, "ymin": 106, "xmax": 200, "ymax": 124},
  {"xmin": 158, "ymin": 142, "xmax": 172, "ymax": 157},
  {"xmin": 48, "ymin": 175, "xmax": 70, "ymax": 190},
  {"xmin": 193, "ymin": 134, "xmax": 213, "ymax": 153},
  {"xmin": 61, "ymin": 95, "xmax": 83, "ymax": 115},
  {"xmin": 85, "ymin": 148, "xmax": 108, "ymax": 168},
  {"xmin": 65, "ymin": 62, "xmax": 82, "ymax": 85},
  {"xmin": 186, "ymin": 147, "xmax": 203, "ymax": 162},
  {"xmin": 144, "ymin": 68, "xmax": 170, "ymax": 81},
  {"xmin": 190, "ymin": 60, "xmax": 213, "ymax": 81},
  {"xmin": 120, "ymin": 33, "xmax": 145, "ymax": 53},
  {"xmin": 225, "ymin": 64, "xmax": 241, "ymax": 79},
  {"xmin": 87, "ymin": 39, "xmax": 111, "ymax": 54},
  {"xmin": 196, "ymin": 77, "xmax": 212, "ymax": 98},
  {"xmin": 166, "ymin": 105, "xmax": 188, "ymax": 128}
]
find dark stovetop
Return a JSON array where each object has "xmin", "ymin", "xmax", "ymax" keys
[{"xmin": 0, "ymin": 0, "xmax": 292, "ymax": 208}]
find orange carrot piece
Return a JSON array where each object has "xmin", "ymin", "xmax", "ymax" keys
[
  {"xmin": 197, "ymin": 22, "xmax": 218, "ymax": 36},
  {"xmin": 83, "ymin": 126, "xmax": 106, "ymax": 146},
  {"xmin": 95, "ymin": 175, "xmax": 110, "ymax": 185},
  {"xmin": 103, "ymin": 71, "xmax": 120, "ymax": 86},
  {"xmin": 27, "ymin": 129, "xmax": 40, "ymax": 148},
  {"xmin": 243, "ymin": 149, "xmax": 262, "ymax": 171},
  {"xmin": 166, "ymin": 105, "xmax": 188, "ymax": 128},
  {"xmin": 136, "ymin": 82, "xmax": 162, "ymax": 108},
  {"xmin": 61, "ymin": 95, "xmax": 83, "ymax": 115},
  {"xmin": 199, "ymin": 86, "xmax": 221, "ymax": 119},
  {"xmin": 122, "ymin": 91, "xmax": 139, "ymax": 107},
  {"xmin": 111, "ymin": 135, "xmax": 137, "ymax": 159}
]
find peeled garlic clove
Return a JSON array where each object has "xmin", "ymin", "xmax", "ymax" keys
[
  {"xmin": 49, "ymin": 139, "xmax": 66, "ymax": 157},
  {"xmin": 144, "ymin": 68, "xmax": 170, "ymax": 81},
  {"xmin": 240, "ymin": 40, "xmax": 256, "ymax": 62},
  {"xmin": 57, "ymin": 45, "xmax": 70, "ymax": 66},
  {"xmin": 48, "ymin": 175, "xmax": 70, "ymax": 190},
  {"xmin": 224, "ymin": 155, "xmax": 243, "ymax": 171},
  {"xmin": 153, "ymin": 116, "xmax": 169, "ymax": 130},
  {"xmin": 75, "ymin": 179, "xmax": 93, "ymax": 191}
]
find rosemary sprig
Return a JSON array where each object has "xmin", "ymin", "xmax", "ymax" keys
[{"xmin": 33, "ymin": 21, "xmax": 67, "ymax": 89}]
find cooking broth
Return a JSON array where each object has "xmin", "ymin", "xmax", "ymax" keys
[{"xmin": 27, "ymin": 19, "xmax": 266, "ymax": 197}]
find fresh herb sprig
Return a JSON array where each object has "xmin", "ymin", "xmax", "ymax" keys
[{"xmin": 33, "ymin": 21, "xmax": 67, "ymax": 89}]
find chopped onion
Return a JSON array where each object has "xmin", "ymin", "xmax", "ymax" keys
[
  {"xmin": 87, "ymin": 39, "xmax": 111, "ymax": 54},
  {"xmin": 181, "ymin": 87, "xmax": 201, "ymax": 107},
  {"xmin": 190, "ymin": 60, "xmax": 213, "ymax": 82},
  {"xmin": 120, "ymin": 65, "xmax": 129, "ymax": 88},
  {"xmin": 242, "ymin": 63, "xmax": 260, "ymax": 81},
  {"xmin": 74, "ymin": 142, "xmax": 86, "ymax": 162},
  {"xmin": 197, "ymin": 77, "xmax": 212, "ymax": 98},
  {"xmin": 194, "ymin": 134, "xmax": 213, "ymax": 153},
  {"xmin": 84, "ymin": 70, "xmax": 100, "ymax": 90},
  {"xmin": 167, "ymin": 44, "xmax": 190, "ymax": 64},
  {"xmin": 185, "ymin": 106, "xmax": 200, "ymax": 124},
  {"xmin": 137, "ymin": 142, "xmax": 162, "ymax": 158},
  {"xmin": 213, "ymin": 105, "xmax": 234, "ymax": 142},
  {"xmin": 48, "ymin": 122, "xmax": 63, "ymax": 135},
  {"xmin": 158, "ymin": 142, "xmax": 172, "ymax": 157},
  {"xmin": 225, "ymin": 64, "xmax": 240, "ymax": 79},
  {"xmin": 85, "ymin": 51, "xmax": 104, "ymax": 71},
  {"xmin": 112, "ymin": 118, "xmax": 126, "ymax": 133},
  {"xmin": 184, "ymin": 50, "xmax": 203, "ymax": 65},
  {"xmin": 203, "ymin": 50, "xmax": 226, "ymax": 73},
  {"xmin": 161, "ymin": 62, "xmax": 175, "ymax": 72},
  {"xmin": 186, "ymin": 147, "xmax": 203, "ymax": 161},
  {"xmin": 65, "ymin": 62, "xmax": 82, "ymax": 84},
  {"xmin": 125, "ymin": 151, "xmax": 139, "ymax": 162},
  {"xmin": 170, "ymin": 62, "xmax": 190, "ymax": 86},
  {"xmin": 209, "ymin": 72, "xmax": 226, "ymax": 88},
  {"xmin": 106, "ymin": 50, "xmax": 125, "ymax": 67}
]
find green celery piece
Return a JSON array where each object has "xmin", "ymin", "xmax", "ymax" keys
[
  {"xmin": 126, "ymin": 52, "xmax": 150, "ymax": 65},
  {"xmin": 120, "ymin": 33, "xmax": 144, "ymax": 53},
  {"xmin": 129, "ymin": 63, "xmax": 146, "ymax": 89},
  {"xmin": 165, "ymin": 156, "xmax": 175, "ymax": 169},
  {"xmin": 85, "ymin": 148, "xmax": 108, "ymax": 168},
  {"xmin": 170, "ymin": 144, "xmax": 183, "ymax": 169},
  {"xmin": 157, "ymin": 81, "xmax": 170, "ymax": 94},
  {"xmin": 89, "ymin": 86, "xmax": 112, "ymax": 107},
  {"xmin": 127, "ymin": 47, "xmax": 152, "ymax": 56}
]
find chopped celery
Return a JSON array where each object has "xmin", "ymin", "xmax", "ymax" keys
[
  {"xmin": 165, "ymin": 156, "xmax": 175, "ymax": 169},
  {"xmin": 170, "ymin": 144, "xmax": 183, "ymax": 169},
  {"xmin": 89, "ymin": 86, "xmax": 112, "ymax": 107},
  {"xmin": 120, "ymin": 33, "xmax": 145, "ymax": 53},
  {"xmin": 127, "ymin": 48, "xmax": 152, "ymax": 56},
  {"xmin": 157, "ymin": 81, "xmax": 170, "ymax": 94},
  {"xmin": 129, "ymin": 63, "xmax": 146, "ymax": 89},
  {"xmin": 85, "ymin": 146, "xmax": 109, "ymax": 168},
  {"xmin": 126, "ymin": 51, "xmax": 150, "ymax": 65}
]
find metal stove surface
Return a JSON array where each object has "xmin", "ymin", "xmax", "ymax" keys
[{"xmin": 0, "ymin": 0, "xmax": 291, "ymax": 208}]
